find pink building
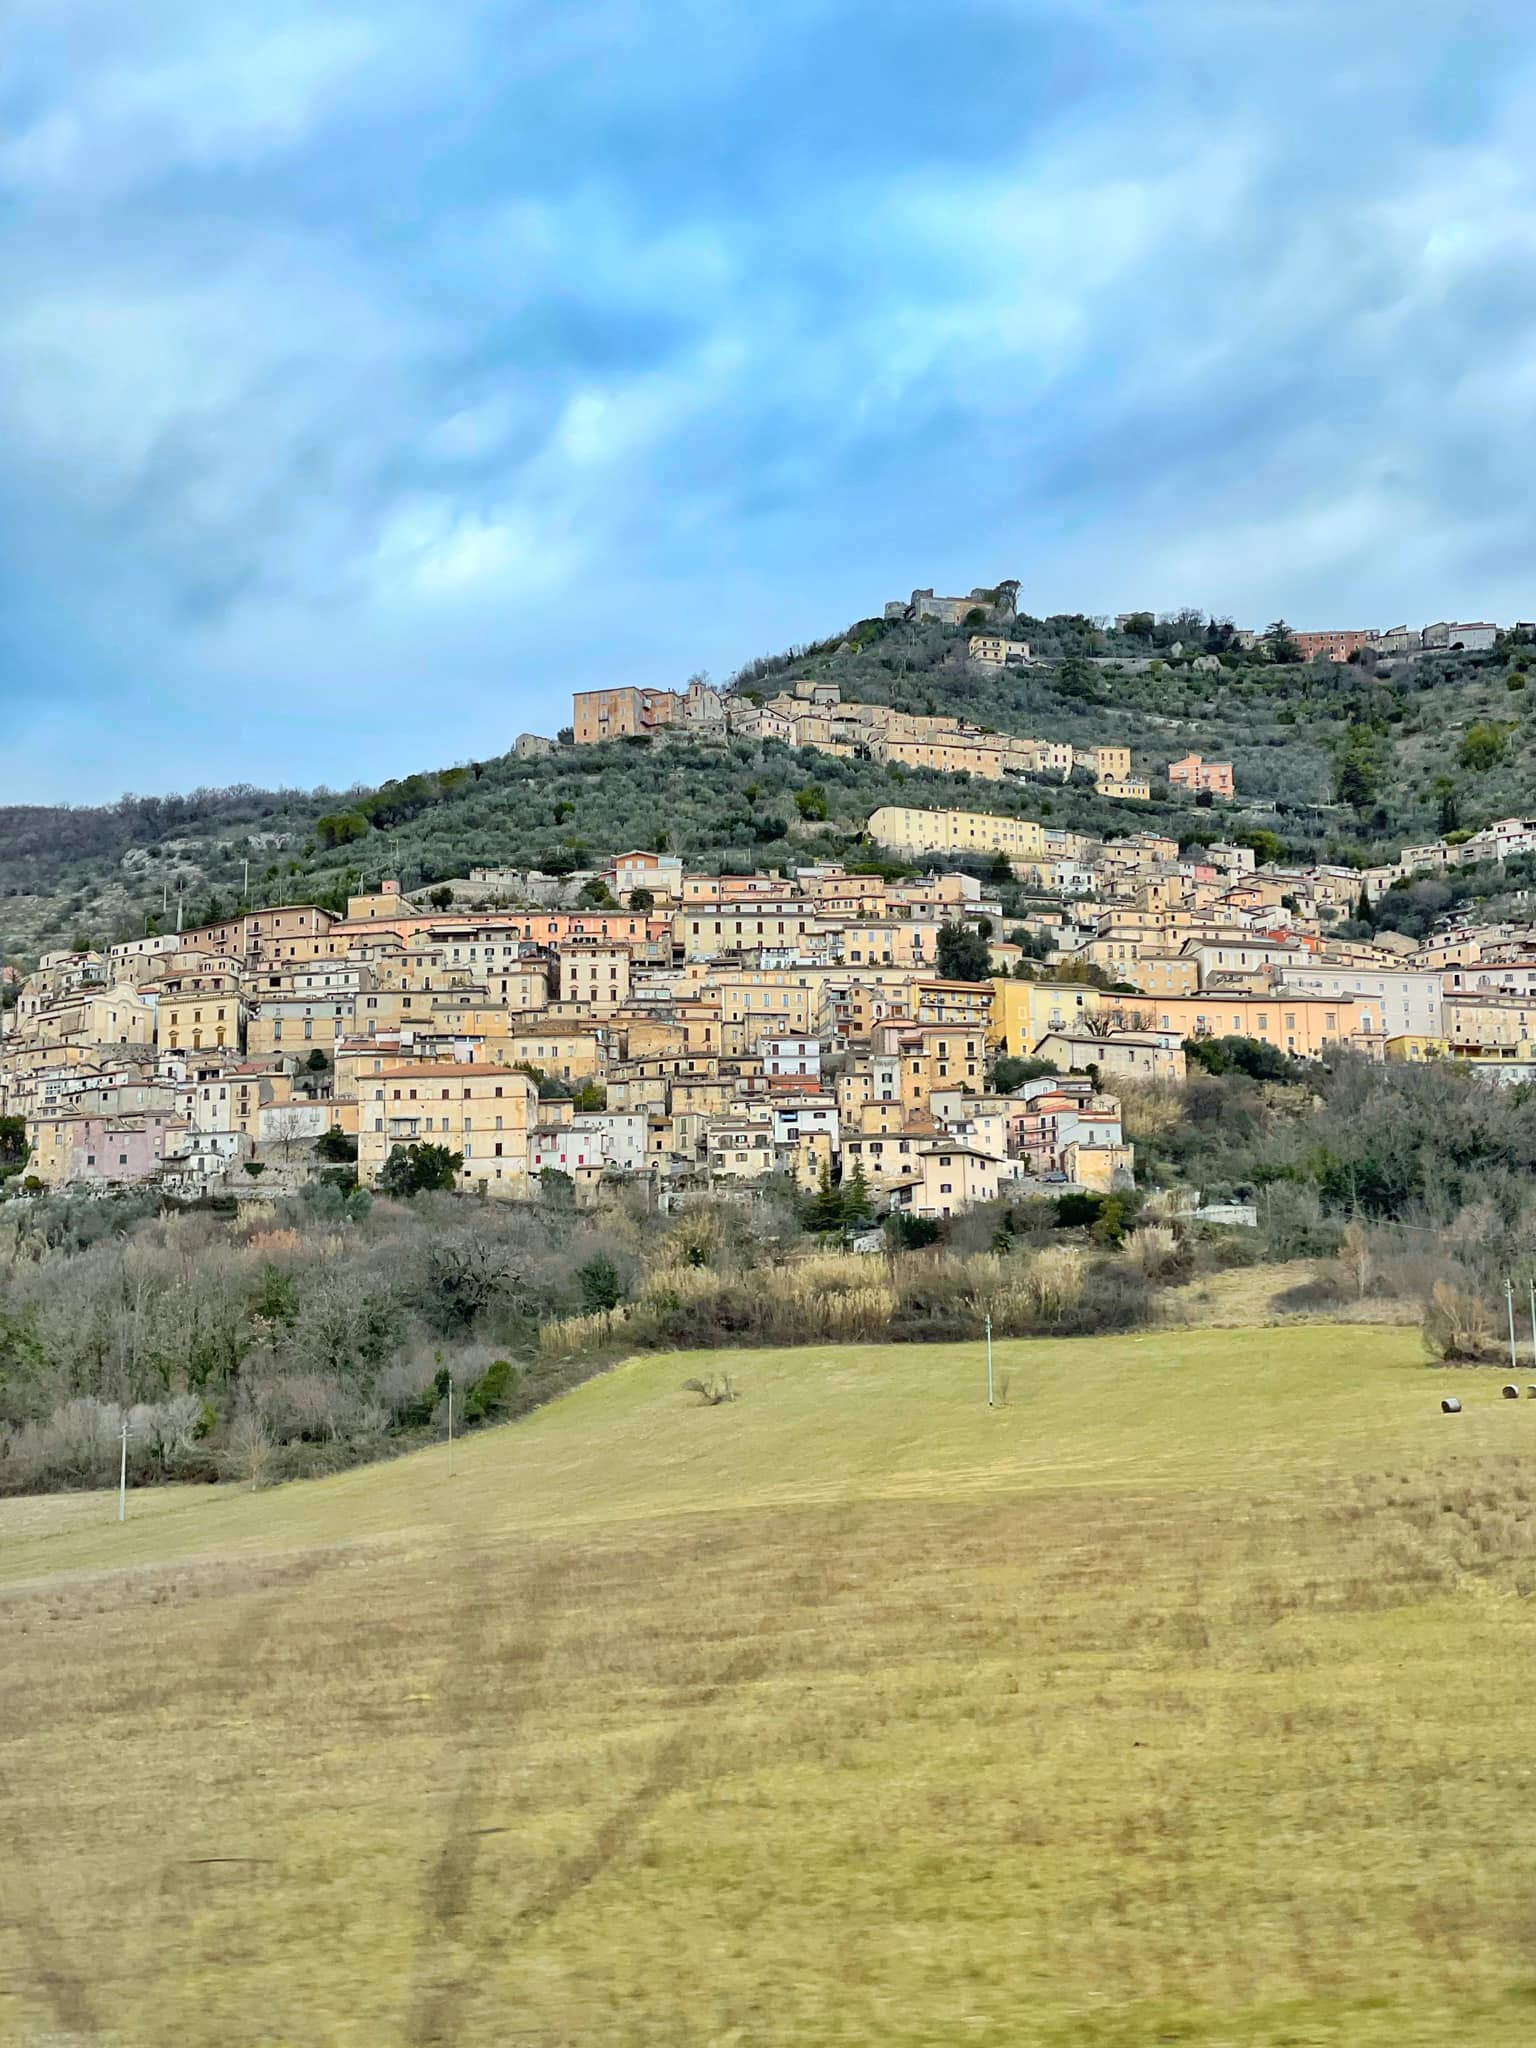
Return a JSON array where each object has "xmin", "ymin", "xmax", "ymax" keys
[
  {"xmin": 1168, "ymin": 753, "xmax": 1235, "ymax": 799},
  {"xmin": 1294, "ymin": 629, "xmax": 1374, "ymax": 663},
  {"xmin": 65, "ymin": 1113, "xmax": 185, "ymax": 1186}
]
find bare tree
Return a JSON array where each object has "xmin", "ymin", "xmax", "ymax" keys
[{"xmin": 225, "ymin": 1409, "xmax": 275, "ymax": 1490}]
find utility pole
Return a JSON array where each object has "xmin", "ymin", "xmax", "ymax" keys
[
  {"xmin": 1528, "ymin": 1277, "xmax": 1535, "ymax": 1371},
  {"xmin": 985, "ymin": 1311, "xmax": 994, "ymax": 1408},
  {"xmin": 118, "ymin": 1412, "xmax": 129, "ymax": 1523},
  {"xmin": 447, "ymin": 1375, "xmax": 455, "ymax": 1477},
  {"xmin": 1508, "ymin": 1278, "xmax": 1519, "ymax": 1372}
]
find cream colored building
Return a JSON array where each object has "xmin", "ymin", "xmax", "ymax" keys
[
  {"xmin": 867, "ymin": 807, "xmax": 1047, "ymax": 862},
  {"xmin": 357, "ymin": 1063, "xmax": 537, "ymax": 1197},
  {"xmin": 889, "ymin": 1144, "xmax": 1003, "ymax": 1219}
]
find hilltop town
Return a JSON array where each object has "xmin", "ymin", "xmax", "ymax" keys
[
  {"xmin": 7, "ymin": 582, "xmax": 1536, "ymax": 1212},
  {"xmin": 6, "ymin": 760, "xmax": 1536, "ymax": 1212}
]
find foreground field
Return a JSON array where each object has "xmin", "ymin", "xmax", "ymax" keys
[{"xmin": 4, "ymin": 1325, "xmax": 1536, "ymax": 2047}]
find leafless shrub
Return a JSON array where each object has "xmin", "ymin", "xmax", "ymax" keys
[
  {"xmin": 1125, "ymin": 1224, "xmax": 1182, "ymax": 1279},
  {"xmin": 225, "ymin": 1409, "xmax": 276, "ymax": 1490},
  {"xmin": 1423, "ymin": 1280, "xmax": 1498, "ymax": 1363},
  {"xmin": 1336, "ymin": 1222, "xmax": 1374, "ymax": 1299},
  {"xmin": 682, "ymin": 1374, "xmax": 739, "ymax": 1406}
]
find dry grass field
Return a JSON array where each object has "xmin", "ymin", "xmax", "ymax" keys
[{"xmin": 4, "ymin": 1324, "xmax": 1536, "ymax": 2047}]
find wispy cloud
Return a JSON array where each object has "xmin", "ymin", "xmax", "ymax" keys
[{"xmin": 3, "ymin": 0, "xmax": 1535, "ymax": 797}]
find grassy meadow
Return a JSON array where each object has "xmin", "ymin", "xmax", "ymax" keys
[{"xmin": 4, "ymin": 1325, "xmax": 1536, "ymax": 2047}]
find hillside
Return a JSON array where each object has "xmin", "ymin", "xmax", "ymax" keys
[
  {"xmin": 5, "ymin": 1325, "xmax": 1536, "ymax": 2046},
  {"xmin": 4, "ymin": 608, "xmax": 1533, "ymax": 964}
]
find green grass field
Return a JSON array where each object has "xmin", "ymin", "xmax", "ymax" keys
[{"xmin": 4, "ymin": 1325, "xmax": 1536, "ymax": 2048}]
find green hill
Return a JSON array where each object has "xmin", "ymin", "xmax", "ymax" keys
[
  {"xmin": 5, "ymin": 1324, "xmax": 1536, "ymax": 2046},
  {"xmin": 4, "ymin": 610, "xmax": 1533, "ymax": 964}
]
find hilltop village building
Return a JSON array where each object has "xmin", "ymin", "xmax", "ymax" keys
[
  {"xmin": 571, "ymin": 678, "xmax": 1157, "ymax": 800},
  {"xmin": 10, "ymin": 788, "xmax": 1536, "ymax": 1207}
]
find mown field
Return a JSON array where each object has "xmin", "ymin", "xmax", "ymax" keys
[{"xmin": 4, "ymin": 1326, "xmax": 1536, "ymax": 2047}]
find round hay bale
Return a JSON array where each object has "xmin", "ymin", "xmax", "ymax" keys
[
  {"xmin": 1441, "ymin": 1397, "xmax": 1462, "ymax": 1413},
  {"xmin": 1504, "ymin": 1384, "xmax": 1522, "ymax": 1400}
]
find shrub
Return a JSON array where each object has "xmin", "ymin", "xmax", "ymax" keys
[
  {"xmin": 1423, "ymin": 1281, "xmax": 1497, "ymax": 1363},
  {"xmin": 577, "ymin": 1253, "xmax": 624, "ymax": 1315},
  {"xmin": 682, "ymin": 1374, "xmax": 739, "ymax": 1405},
  {"xmin": 463, "ymin": 1359, "xmax": 516, "ymax": 1424}
]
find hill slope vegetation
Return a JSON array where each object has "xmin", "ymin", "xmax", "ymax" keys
[
  {"xmin": 5, "ymin": 1325, "xmax": 1536, "ymax": 2046},
  {"xmin": 6, "ymin": 609, "xmax": 1535, "ymax": 962}
]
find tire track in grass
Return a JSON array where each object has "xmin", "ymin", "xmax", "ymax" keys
[
  {"xmin": 0, "ymin": 1550, "xmax": 339, "ymax": 2044},
  {"xmin": 403, "ymin": 1549, "xmax": 571, "ymax": 2048},
  {"xmin": 511, "ymin": 1638, "xmax": 765, "ymax": 1943},
  {"xmin": 0, "ymin": 1753, "xmax": 104, "ymax": 2044}
]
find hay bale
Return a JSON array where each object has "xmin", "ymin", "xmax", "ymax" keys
[
  {"xmin": 1441, "ymin": 1397, "xmax": 1462, "ymax": 1413},
  {"xmin": 1504, "ymin": 1384, "xmax": 1522, "ymax": 1399}
]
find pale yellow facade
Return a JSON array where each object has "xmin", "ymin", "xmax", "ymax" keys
[
  {"xmin": 988, "ymin": 978, "xmax": 1102, "ymax": 1052},
  {"xmin": 868, "ymin": 807, "xmax": 1047, "ymax": 862},
  {"xmin": 357, "ymin": 1063, "xmax": 537, "ymax": 1197}
]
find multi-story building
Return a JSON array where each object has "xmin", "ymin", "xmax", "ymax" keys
[
  {"xmin": 867, "ymin": 807, "xmax": 1047, "ymax": 863},
  {"xmin": 1293, "ymin": 629, "xmax": 1376, "ymax": 663},
  {"xmin": 356, "ymin": 1063, "xmax": 537, "ymax": 1197},
  {"xmin": 1167, "ymin": 754, "xmax": 1235, "ymax": 799},
  {"xmin": 967, "ymin": 634, "xmax": 1031, "ymax": 666},
  {"xmin": 571, "ymin": 687, "xmax": 680, "ymax": 744}
]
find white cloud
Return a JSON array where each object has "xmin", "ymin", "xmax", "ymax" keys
[{"xmin": 0, "ymin": 13, "xmax": 391, "ymax": 194}]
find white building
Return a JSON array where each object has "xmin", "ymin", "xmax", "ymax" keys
[
  {"xmin": 1274, "ymin": 965, "xmax": 1443, "ymax": 1039},
  {"xmin": 758, "ymin": 1033, "xmax": 821, "ymax": 1079}
]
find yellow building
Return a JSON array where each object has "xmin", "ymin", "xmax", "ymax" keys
[
  {"xmin": 1384, "ymin": 1035, "xmax": 1450, "ymax": 1063},
  {"xmin": 871, "ymin": 1022, "xmax": 987, "ymax": 1113},
  {"xmin": 345, "ymin": 882, "xmax": 423, "ymax": 923},
  {"xmin": 702, "ymin": 1111, "xmax": 777, "ymax": 1181},
  {"xmin": 1063, "ymin": 1137, "xmax": 1135, "ymax": 1190},
  {"xmin": 1090, "ymin": 745, "xmax": 1131, "ymax": 782},
  {"xmin": 715, "ymin": 971, "xmax": 818, "ymax": 1039},
  {"xmin": 246, "ymin": 993, "xmax": 354, "ymax": 1058},
  {"xmin": 158, "ymin": 974, "xmax": 245, "ymax": 1054},
  {"xmin": 674, "ymin": 904, "xmax": 817, "ymax": 959},
  {"xmin": 555, "ymin": 941, "xmax": 633, "ymax": 1013},
  {"xmin": 867, "ymin": 806, "xmax": 1046, "ymax": 862},
  {"xmin": 9, "ymin": 984, "xmax": 156, "ymax": 1050},
  {"xmin": 913, "ymin": 979, "xmax": 993, "ymax": 1030},
  {"xmin": 988, "ymin": 977, "xmax": 1102, "ymax": 1052},
  {"xmin": 873, "ymin": 735, "xmax": 1010, "ymax": 778},
  {"xmin": 889, "ymin": 1144, "xmax": 1003, "ymax": 1219},
  {"xmin": 842, "ymin": 1125, "xmax": 931, "ymax": 1189},
  {"xmin": 499, "ymin": 1027, "xmax": 607, "ymax": 1082},
  {"xmin": 357, "ymin": 1063, "xmax": 537, "ymax": 1197}
]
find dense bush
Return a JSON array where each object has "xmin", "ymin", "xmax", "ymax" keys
[{"xmin": 0, "ymin": 1183, "xmax": 719, "ymax": 1495}]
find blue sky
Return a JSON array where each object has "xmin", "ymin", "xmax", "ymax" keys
[{"xmin": 4, "ymin": 0, "xmax": 1535, "ymax": 802}]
